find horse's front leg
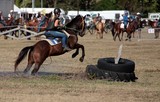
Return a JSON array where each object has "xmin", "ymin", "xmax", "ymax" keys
[
  {"xmin": 72, "ymin": 43, "xmax": 85, "ymax": 62},
  {"xmin": 121, "ymin": 32, "xmax": 124, "ymax": 41},
  {"xmin": 113, "ymin": 32, "xmax": 117, "ymax": 41},
  {"xmin": 72, "ymin": 48, "xmax": 79, "ymax": 58}
]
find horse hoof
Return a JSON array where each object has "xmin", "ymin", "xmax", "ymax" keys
[
  {"xmin": 72, "ymin": 53, "xmax": 77, "ymax": 58},
  {"xmin": 79, "ymin": 58, "xmax": 84, "ymax": 62}
]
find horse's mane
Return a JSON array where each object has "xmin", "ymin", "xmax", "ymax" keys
[{"xmin": 66, "ymin": 15, "xmax": 82, "ymax": 27}]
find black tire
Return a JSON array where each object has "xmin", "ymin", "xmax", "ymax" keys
[
  {"xmin": 97, "ymin": 57, "xmax": 135, "ymax": 73},
  {"xmin": 86, "ymin": 65, "xmax": 138, "ymax": 82}
]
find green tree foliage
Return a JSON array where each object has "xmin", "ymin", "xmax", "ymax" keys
[
  {"xmin": 14, "ymin": 0, "xmax": 159, "ymax": 17},
  {"xmin": 156, "ymin": 0, "xmax": 160, "ymax": 11}
]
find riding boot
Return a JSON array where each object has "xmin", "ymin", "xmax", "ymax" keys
[{"xmin": 124, "ymin": 25, "xmax": 127, "ymax": 31}]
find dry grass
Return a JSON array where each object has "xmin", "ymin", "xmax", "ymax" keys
[{"xmin": 0, "ymin": 28, "xmax": 160, "ymax": 102}]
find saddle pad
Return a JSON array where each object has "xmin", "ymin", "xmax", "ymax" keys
[
  {"xmin": 41, "ymin": 39, "xmax": 60, "ymax": 46},
  {"xmin": 120, "ymin": 23, "xmax": 129, "ymax": 29},
  {"xmin": 120, "ymin": 23, "xmax": 124, "ymax": 28}
]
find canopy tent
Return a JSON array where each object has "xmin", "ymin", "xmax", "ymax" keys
[
  {"xmin": 14, "ymin": 5, "xmax": 21, "ymax": 13},
  {"xmin": 20, "ymin": 8, "xmax": 65, "ymax": 15}
]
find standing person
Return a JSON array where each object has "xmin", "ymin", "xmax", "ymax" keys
[
  {"xmin": 0, "ymin": 10, "xmax": 6, "ymax": 26},
  {"xmin": 136, "ymin": 12, "xmax": 142, "ymax": 38},
  {"xmin": 37, "ymin": 9, "xmax": 47, "ymax": 32},
  {"xmin": 123, "ymin": 12, "xmax": 129, "ymax": 30},
  {"xmin": 45, "ymin": 8, "xmax": 70, "ymax": 51},
  {"xmin": 157, "ymin": 18, "xmax": 160, "ymax": 27}
]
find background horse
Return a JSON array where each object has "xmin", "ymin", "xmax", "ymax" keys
[
  {"xmin": 14, "ymin": 15, "xmax": 86, "ymax": 75},
  {"xmin": 0, "ymin": 16, "xmax": 15, "ymax": 39},
  {"xmin": 92, "ymin": 18, "xmax": 105, "ymax": 39},
  {"xmin": 25, "ymin": 17, "xmax": 48, "ymax": 40},
  {"xmin": 111, "ymin": 18, "xmax": 139, "ymax": 41},
  {"xmin": 11, "ymin": 18, "xmax": 26, "ymax": 38}
]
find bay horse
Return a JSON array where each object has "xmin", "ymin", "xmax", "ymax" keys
[
  {"xmin": 14, "ymin": 15, "xmax": 86, "ymax": 75},
  {"xmin": 112, "ymin": 18, "xmax": 139, "ymax": 41},
  {"xmin": 0, "ymin": 16, "xmax": 15, "ymax": 39},
  {"xmin": 11, "ymin": 18, "xmax": 26, "ymax": 38},
  {"xmin": 25, "ymin": 17, "xmax": 48, "ymax": 40},
  {"xmin": 121, "ymin": 19, "xmax": 139, "ymax": 41}
]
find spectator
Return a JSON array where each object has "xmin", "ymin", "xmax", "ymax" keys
[{"xmin": 0, "ymin": 10, "xmax": 6, "ymax": 26}]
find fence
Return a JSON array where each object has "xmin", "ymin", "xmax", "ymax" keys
[
  {"xmin": 0, "ymin": 26, "xmax": 45, "ymax": 40},
  {"xmin": 0, "ymin": 25, "xmax": 159, "ymax": 40}
]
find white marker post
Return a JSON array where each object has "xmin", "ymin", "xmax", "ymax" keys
[{"xmin": 115, "ymin": 44, "xmax": 123, "ymax": 64}]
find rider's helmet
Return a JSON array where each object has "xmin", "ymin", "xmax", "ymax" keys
[
  {"xmin": 10, "ymin": 10, "xmax": 13, "ymax": 13},
  {"xmin": 54, "ymin": 8, "xmax": 61, "ymax": 15},
  {"xmin": 41, "ymin": 9, "xmax": 46, "ymax": 15},
  {"xmin": 125, "ymin": 12, "xmax": 128, "ymax": 15},
  {"xmin": 137, "ymin": 12, "xmax": 140, "ymax": 15}
]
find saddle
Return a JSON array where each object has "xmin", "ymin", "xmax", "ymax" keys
[{"xmin": 42, "ymin": 38, "xmax": 61, "ymax": 46}]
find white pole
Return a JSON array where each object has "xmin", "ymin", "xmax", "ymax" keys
[
  {"xmin": 32, "ymin": 0, "xmax": 35, "ymax": 12},
  {"xmin": 115, "ymin": 44, "xmax": 123, "ymax": 64},
  {"xmin": 41, "ymin": 0, "xmax": 43, "ymax": 8}
]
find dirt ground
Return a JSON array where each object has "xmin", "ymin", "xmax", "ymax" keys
[{"xmin": 0, "ymin": 28, "xmax": 160, "ymax": 102}]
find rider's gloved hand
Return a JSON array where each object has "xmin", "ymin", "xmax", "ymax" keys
[{"xmin": 57, "ymin": 26, "xmax": 66, "ymax": 30}]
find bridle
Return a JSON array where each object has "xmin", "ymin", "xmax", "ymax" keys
[
  {"xmin": 65, "ymin": 15, "xmax": 85, "ymax": 36},
  {"xmin": 78, "ymin": 16, "xmax": 85, "ymax": 35}
]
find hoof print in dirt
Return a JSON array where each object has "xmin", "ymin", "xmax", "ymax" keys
[{"xmin": 86, "ymin": 57, "xmax": 138, "ymax": 82}]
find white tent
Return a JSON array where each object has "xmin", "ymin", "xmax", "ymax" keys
[
  {"xmin": 14, "ymin": 5, "xmax": 21, "ymax": 13},
  {"xmin": 20, "ymin": 8, "xmax": 65, "ymax": 14}
]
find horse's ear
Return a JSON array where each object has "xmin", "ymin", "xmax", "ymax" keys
[{"xmin": 83, "ymin": 15, "xmax": 86, "ymax": 19}]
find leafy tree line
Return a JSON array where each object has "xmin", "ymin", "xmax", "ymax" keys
[{"xmin": 15, "ymin": 0, "xmax": 160, "ymax": 17}]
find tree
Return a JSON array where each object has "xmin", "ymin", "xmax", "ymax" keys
[{"xmin": 156, "ymin": 0, "xmax": 160, "ymax": 12}]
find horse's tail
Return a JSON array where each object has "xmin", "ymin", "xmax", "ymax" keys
[{"xmin": 14, "ymin": 46, "xmax": 33, "ymax": 72}]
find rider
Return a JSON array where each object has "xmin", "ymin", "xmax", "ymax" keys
[
  {"xmin": 45, "ymin": 8, "xmax": 70, "ymax": 51},
  {"xmin": 136, "ymin": 12, "xmax": 142, "ymax": 28},
  {"xmin": 123, "ymin": 12, "xmax": 129, "ymax": 30},
  {"xmin": 8, "ymin": 10, "xmax": 14, "ymax": 20},
  {"xmin": 38, "ymin": 9, "xmax": 47, "ymax": 32},
  {"xmin": 0, "ymin": 10, "xmax": 6, "ymax": 26},
  {"xmin": 96, "ymin": 13, "xmax": 102, "ymax": 22},
  {"xmin": 85, "ymin": 14, "xmax": 92, "ymax": 29}
]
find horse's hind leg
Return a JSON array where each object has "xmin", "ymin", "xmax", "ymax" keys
[
  {"xmin": 24, "ymin": 63, "xmax": 34, "ymax": 74},
  {"xmin": 24, "ymin": 54, "xmax": 34, "ymax": 74},
  {"xmin": 113, "ymin": 33, "xmax": 117, "ymax": 41},
  {"xmin": 118, "ymin": 34, "xmax": 121, "ymax": 41},
  {"xmin": 100, "ymin": 32, "xmax": 103, "ymax": 39},
  {"xmin": 31, "ymin": 63, "xmax": 41, "ymax": 75},
  {"xmin": 121, "ymin": 32, "xmax": 124, "ymax": 41}
]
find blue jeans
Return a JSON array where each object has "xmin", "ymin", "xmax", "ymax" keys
[
  {"xmin": 124, "ymin": 21, "xmax": 128, "ymax": 29},
  {"xmin": 45, "ymin": 31, "xmax": 68, "ymax": 48},
  {"xmin": 38, "ymin": 21, "xmax": 45, "ymax": 32}
]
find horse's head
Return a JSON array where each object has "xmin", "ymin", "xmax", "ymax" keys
[
  {"xmin": 6, "ymin": 16, "xmax": 14, "ymax": 25},
  {"xmin": 131, "ymin": 19, "xmax": 139, "ymax": 29},
  {"xmin": 66, "ymin": 15, "xmax": 86, "ymax": 37},
  {"xmin": 14, "ymin": 18, "xmax": 23, "ymax": 25}
]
